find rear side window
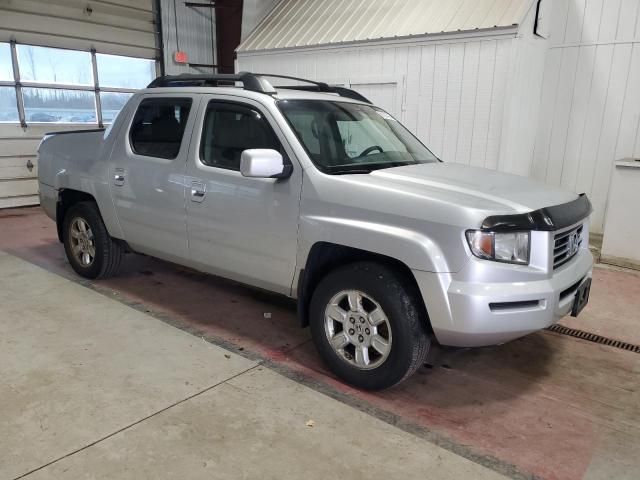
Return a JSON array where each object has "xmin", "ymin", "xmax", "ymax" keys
[
  {"xmin": 200, "ymin": 101, "xmax": 281, "ymax": 170},
  {"xmin": 130, "ymin": 98, "xmax": 192, "ymax": 159}
]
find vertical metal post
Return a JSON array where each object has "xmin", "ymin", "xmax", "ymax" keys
[
  {"xmin": 91, "ymin": 48, "xmax": 103, "ymax": 128},
  {"xmin": 9, "ymin": 40, "xmax": 26, "ymax": 128},
  {"xmin": 154, "ymin": 0, "xmax": 166, "ymax": 76}
]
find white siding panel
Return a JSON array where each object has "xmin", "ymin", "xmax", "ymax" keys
[
  {"xmin": 469, "ymin": 40, "xmax": 496, "ymax": 168},
  {"xmin": 581, "ymin": 0, "xmax": 604, "ymax": 43},
  {"xmin": 484, "ymin": 39, "xmax": 510, "ymax": 171},
  {"xmin": 415, "ymin": 45, "xmax": 436, "ymax": 147},
  {"xmin": 441, "ymin": 43, "xmax": 465, "ymax": 162},
  {"xmin": 615, "ymin": 45, "xmax": 640, "ymax": 161},
  {"xmin": 589, "ymin": 44, "xmax": 633, "ymax": 230},
  {"xmin": 429, "ymin": 44, "xmax": 451, "ymax": 157},
  {"xmin": 564, "ymin": 0, "xmax": 586, "ymax": 43},
  {"xmin": 549, "ymin": 0, "xmax": 570, "ymax": 46},
  {"xmin": 456, "ymin": 41, "xmax": 481, "ymax": 165},
  {"xmin": 531, "ymin": 49, "xmax": 562, "ymax": 181},
  {"xmin": 574, "ymin": 45, "xmax": 614, "ymax": 199},
  {"xmin": 403, "ymin": 47, "xmax": 423, "ymax": 133},
  {"xmin": 547, "ymin": 47, "xmax": 580, "ymax": 186},
  {"xmin": 560, "ymin": 45, "xmax": 596, "ymax": 189},
  {"xmin": 616, "ymin": 0, "xmax": 640, "ymax": 40},
  {"xmin": 598, "ymin": 0, "xmax": 623, "ymax": 42}
]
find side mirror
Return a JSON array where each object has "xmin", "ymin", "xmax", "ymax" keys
[{"xmin": 240, "ymin": 149, "xmax": 292, "ymax": 179}]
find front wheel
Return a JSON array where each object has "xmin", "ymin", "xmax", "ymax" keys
[{"xmin": 309, "ymin": 262, "xmax": 430, "ymax": 390}]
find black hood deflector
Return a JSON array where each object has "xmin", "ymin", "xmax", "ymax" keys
[{"xmin": 481, "ymin": 194, "xmax": 592, "ymax": 232}]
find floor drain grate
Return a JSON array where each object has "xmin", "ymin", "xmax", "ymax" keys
[{"xmin": 547, "ymin": 324, "xmax": 640, "ymax": 353}]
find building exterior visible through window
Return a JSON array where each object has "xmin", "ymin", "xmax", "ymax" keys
[{"xmin": 0, "ymin": 42, "xmax": 156, "ymax": 125}]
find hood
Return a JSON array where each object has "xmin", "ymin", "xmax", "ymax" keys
[{"xmin": 368, "ymin": 162, "xmax": 578, "ymax": 214}]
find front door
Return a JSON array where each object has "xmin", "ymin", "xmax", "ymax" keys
[
  {"xmin": 185, "ymin": 97, "xmax": 302, "ymax": 294},
  {"xmin": 109, "ymin": 94, "xmax": 198, "ymax": 262}
]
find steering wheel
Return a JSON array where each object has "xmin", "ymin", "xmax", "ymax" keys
[{"xmin": 358, "ymin": 145, "xmax": 383, "ymax": 157}]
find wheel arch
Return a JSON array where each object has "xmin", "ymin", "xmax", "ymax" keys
[
  {"xmin": 56, "ymin": 189, "xmax": 97, "ymax": 242},
  {"xmin": 56, "ymin": 189, "xmax": 127, "ymax": 251},
  {"xmin": 296, "ymin": 242, "xmax": 432, "ymax": 333}
]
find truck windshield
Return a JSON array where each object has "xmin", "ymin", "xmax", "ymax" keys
[{"xmin": 278, "ymin": 99, "xmax": 438, "ymax": 174}]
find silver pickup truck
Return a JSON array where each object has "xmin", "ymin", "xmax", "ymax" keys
[{"xmin": 38, "ymin": 73, "xmax": 593, "ymax": 390}]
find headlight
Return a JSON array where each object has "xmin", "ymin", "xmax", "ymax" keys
[{"xmin": 465, "ymin": 230, "xmax": 530, "ymax": 265}]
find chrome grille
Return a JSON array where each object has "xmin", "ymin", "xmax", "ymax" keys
[{"xmin": 553, "ymin": 224, "xmax": 584, "ymax": 269}]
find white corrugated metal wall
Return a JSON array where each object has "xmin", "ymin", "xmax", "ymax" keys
[
  {"xmin": 532, "ymin": 0, "xmax": 640, "ymax": 233},
  {"xmin": 0, "ymin": 0, "xmax": 157, "ymax": 209}
]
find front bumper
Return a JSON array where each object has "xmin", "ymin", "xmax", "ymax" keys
[{"xmin": 413, "ymin": 248, "xmax": 594, "ymax": 347}]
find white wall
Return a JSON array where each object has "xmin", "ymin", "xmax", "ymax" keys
[{"xmin": 532, "ymin": 0, "xmax": 640, "ymax": 233}]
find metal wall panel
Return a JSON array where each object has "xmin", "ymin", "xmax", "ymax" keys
[
  {"xmin": 532, "ymin": 0, "xmax": 640, "ymax": 232},
  {"xmin": 238, "ymin": 0, "xmax": 535, "ymax": 52},
  {"xmin": 160, "ymin": 0, "xmax": 216, "ymax": 74}
]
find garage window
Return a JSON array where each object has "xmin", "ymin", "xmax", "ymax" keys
[
  {"xmin": 17, "ymin": 45, "xmax": 93, "ymax": 85},
  {"xmin": 96, "ymin": 53, "xmax": 156, "ymax": 89},
  {"xmin": 0, "ymin": 41, "xmax": 156, "ymax": 126},
  {"xmin": 0, "ymin": 43, "xmax": 19, "ymax": 122}
]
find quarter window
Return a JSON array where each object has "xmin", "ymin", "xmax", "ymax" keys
[
  {"xmin": 200, "ymin": 102, "xmax": 281, "ymax": 171},
  {"xmin": 130, "ymin": 98, "xmax": 192, "ymax": 159}
]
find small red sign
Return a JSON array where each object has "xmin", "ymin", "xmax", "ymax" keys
[{"xmin": 174, "ymin": 51, "xmax": 188, "ymax": 64}]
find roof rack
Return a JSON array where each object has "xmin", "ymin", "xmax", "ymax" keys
[{"xmin": 146, "ymin": 72, "xmax": 371, "ymax": 104}]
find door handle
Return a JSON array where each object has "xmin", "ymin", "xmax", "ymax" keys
[
  {"xmin": 114, "ymin": 168, "xmax": 125, "ymax": 186},
  {"xmin": 191, "ymin": 181, "xmax": 206, "ymax": 202}
]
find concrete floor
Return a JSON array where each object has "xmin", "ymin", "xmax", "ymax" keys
[{"xmin": 1, "ymin": 207, "xmax": 640, "ymax": 480}]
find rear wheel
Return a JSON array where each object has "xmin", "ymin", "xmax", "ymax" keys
[
  {"xmin": 309, "ymin": 261, "xmax": 430, "ymax": 390},
  {"xmin": 62, "ymin": 201, "xmax": 123, "ymax": 279}
]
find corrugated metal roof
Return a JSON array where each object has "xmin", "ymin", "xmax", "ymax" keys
[{"xmin": 238, "ymin": 0, "xmax": 534, "ymax": 52}]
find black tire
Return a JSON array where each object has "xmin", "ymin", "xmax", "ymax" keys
[
  {"xmin": 62, "ymin": 201, "xmax": 124, "ymax": 279},
  {"xmin": 309, "ymin": 261, "xmax": 430, "ymax": 390}
]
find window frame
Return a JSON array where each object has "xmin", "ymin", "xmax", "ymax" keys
[
  {"xmin": 128, "ymin": 96, "xmax": 194, "ymax": 160},
  {"xmin": 198, "ymin": 99, "xmax": 287, "ymax": 172},
  {"xmin": 0, "ymin": 40, "xmax": 156, "ymax": 127}
]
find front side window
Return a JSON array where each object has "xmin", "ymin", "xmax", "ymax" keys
[
  {"xmin": 278, "ymin": 100, "xmax": 438, "ymax": 174},
  {"xmin": 200, "ymin": 102, "xmax": 281, "ymax": 170},
  {"xmin": 130, "ymin": 98, "xmax": 192, "ymax": 159}
]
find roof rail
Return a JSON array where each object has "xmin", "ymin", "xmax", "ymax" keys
[
  {"xmin": 146, "ymin": 72, "xmax": 371, "ymax": 104},
  {"xmin": 146, "ymin": 72, "xmax": 276, "ymax": 93}
]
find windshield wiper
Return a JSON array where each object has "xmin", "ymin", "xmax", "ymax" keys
[{"xmin": 329, "ymin": 168, "xmax": 372, "ymax": 175}]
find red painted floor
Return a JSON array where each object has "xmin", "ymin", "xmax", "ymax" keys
[{"xmin": 2, "ymin": 206, "xmax": 640, "ymax": 480}]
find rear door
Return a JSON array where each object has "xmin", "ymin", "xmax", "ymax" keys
[
  {"xmin": 184, "ymin": 97, "xmax": 302, "ymax": 294},
  {"xmin": 109, "ymin": 94, "xmax": 198, "ymax": 262}
]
